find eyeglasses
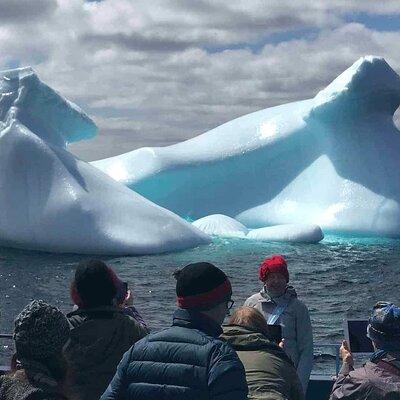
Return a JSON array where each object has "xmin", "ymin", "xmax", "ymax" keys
[{"xmin": 227, "ymin": 300, "xmax": 235, "ymax": 310}]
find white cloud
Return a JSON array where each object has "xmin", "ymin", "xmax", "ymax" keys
[{"xmin": 1, "ymin": 0, "xmax": 400, "ymax": 160}]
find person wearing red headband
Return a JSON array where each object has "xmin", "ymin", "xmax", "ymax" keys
[
  {"xmin": 244, "ymin": 255, "xmax": 313, "ymax": 393},
  {"xmin": 101, "ymin": 262, "xmax": 248, "ymax": 400},
  {"xmin": 65, "ymin": 259, "xmax": 148, "ymax": 400}
]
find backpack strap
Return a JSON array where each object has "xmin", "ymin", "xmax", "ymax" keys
[{"xmin": 267, "ymin": 298, "xmax": 290, "ymax": 325}]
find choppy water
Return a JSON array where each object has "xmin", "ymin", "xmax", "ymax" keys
[{"xmin": 0, "ymin": 234, "xmax": 399, "ymax": 373}]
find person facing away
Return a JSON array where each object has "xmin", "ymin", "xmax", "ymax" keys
[
  {"xmin": 244, "ymin": 255, "xmax": 313, "ymax": 392},
  {"xmin": 330, "ymin": 302, "xmax": 400, "ymax": 400},
  {"xmin": 101, "ymin": 261, "xmax": 248, "ymax": 400},
  {"xmin": 0, "ymin": 300, "xmax": 71, "ymax": 400},
  {"xmin": 222, "ymin": 306, "xmax": 304, "ymax": 400},
  {"xmin": 64, "ymin": 259, "xmax": 149, "ymax": 400}
]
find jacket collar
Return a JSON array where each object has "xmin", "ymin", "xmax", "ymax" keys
[
  {"xmin": 67, "ymin": 305, "xmax": 121, "ymax": 318},
  {"xmin": 173, "ymin": 308, "xmax": 223, "ymax": 337},
  {"xmin": 259, "ymin": 285, "xmax": 297, "ymax": 303}
]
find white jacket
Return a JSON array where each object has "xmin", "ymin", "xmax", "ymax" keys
[{"xmin": 244, "ymin": 286, "xmax": 313, "ymax": 392}]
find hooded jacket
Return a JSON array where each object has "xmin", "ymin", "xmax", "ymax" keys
[
  {"xmin": 100, "ymin": 308, "xmax": 248, "ymax": 400},
  {"xmin": 244, "ymin": 287, "xmax": 313, "ymax": 392},
  {"xmin": 0, "ymin": 370, "xmax": 67, "ymax": 400},
  {"xmin": 221, "ymin": 325, "xmax": 304, "ymax": 400},
  {"xmin": 330, "ymin": 352, "xmax": 400, "ymax": 399},
  {"xmin": 65, "ymin": 306, "xmax": 148, "ymax": 400}
]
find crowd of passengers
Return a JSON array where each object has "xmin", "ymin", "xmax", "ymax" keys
[{"xmin": 0, "ymin": 255, "xmax": 399, "ymax": 400}]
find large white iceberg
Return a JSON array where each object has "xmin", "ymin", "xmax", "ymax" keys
[
  {"xmin": 94, "ymin": 56, "xmax": 400, "ymax": 238},
  {"xmin": 0, "ymin": 68, "xmax": 210, "ymax": 254}
]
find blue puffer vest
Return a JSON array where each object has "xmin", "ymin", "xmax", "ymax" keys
[{"xmin": 100, "ymin": 308, "xmax": 248, "ymax": 400}]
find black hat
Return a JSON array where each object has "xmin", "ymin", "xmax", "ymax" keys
[{"xmin": 175, "ymin": 262, "xmax": 232, "ymax": 310}]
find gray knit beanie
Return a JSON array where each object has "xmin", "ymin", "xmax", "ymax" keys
[{"xmin": 14, "ymin": 300, "xmax": 70, "ymax": 361}]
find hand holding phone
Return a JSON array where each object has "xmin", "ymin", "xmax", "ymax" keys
[
  {"xmin": 124, "ymin": 288, "xmax": 134, "ymax": 307},
  {"xmin": 340, "ymin": 340, "xmax": 354, "ymax": 366}
]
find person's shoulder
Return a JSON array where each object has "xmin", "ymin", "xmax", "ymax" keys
[
  {"xmin": 210, "ymin": 336, "xmax": 240, "ymax": 360},
  {"xmin": 244, "ymin": 292, "xmax": 262, "ymax": 306},
  {"xmin": 288, "ymin": 292, "xmax": 309, "ymax": 311}
]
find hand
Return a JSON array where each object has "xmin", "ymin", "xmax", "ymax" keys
[
  {"xmin": 123, "ymin": 290, "xmax": 134, "ymax": 307},
  {"xmin": 340, "ymin": 340, "xmax": 354, "ymax": 366},
  {"xmin": 278, "ymin": 338, "xmax": 285, "ymax": 349}
]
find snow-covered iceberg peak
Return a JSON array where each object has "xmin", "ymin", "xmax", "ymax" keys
[
  {"xmin": 93, "ymin": 56, "xmax": 400, "ymax": 238},
  {"xmin": 0, "ymin": 67, "xmax": 97, "ymax": 148},
  {"xmin": 0, "ymin": 67, "xmax": 210, "ymax": 255},
  {"xmin": 311, "ymin": 56, "xmax": 400, "ymax": 119}
]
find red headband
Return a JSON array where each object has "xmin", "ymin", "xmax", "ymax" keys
[{"xmin": 177, "ymin": 280, "xmax": 232, "ymax": 309}]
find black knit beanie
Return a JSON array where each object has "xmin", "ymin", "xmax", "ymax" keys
[{"xmin": 175, "ymin": 262, "xmax": 232, "ymax": 310}]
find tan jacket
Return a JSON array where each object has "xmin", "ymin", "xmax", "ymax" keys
[{"xmin": 244, "ymin": 287, "xmax": 313, "ymax": 392}]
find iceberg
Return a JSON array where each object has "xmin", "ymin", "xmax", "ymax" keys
[
  {"xmin": 247, "ymin": 224, "xmax": 324, "ymax": 243},
  {"xmin": 193, "ymin": 214, "xmax": 248, "ymax": 238},
  {"xmin": 0, "ymin": 67, "xmax": 210, "ymax": 255},
  {"xmin": 192, "ymin": 214, "xmax": 323, "ymax": 243},
  {"xmin": 94, "ymin": 56, "xmax": 400, "ymax": 238}
]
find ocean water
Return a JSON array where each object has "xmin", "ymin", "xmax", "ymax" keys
[{"xmin": 0, "ymin": 234, "xmax": 399, "ymax": 373}]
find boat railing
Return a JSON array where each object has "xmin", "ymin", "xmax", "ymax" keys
[
  {"xmin": 0, "ymin": 332, "xmax": 341, "ymax": 375},
  {"xmin": 0, "ymin": 334, "xmax": 13, "ymax": 375},
  {"xmin": 313, "ymin": 343, "xmax": 341, "ymax": 376}
]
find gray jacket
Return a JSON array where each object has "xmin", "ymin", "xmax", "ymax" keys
[
  {"xmin": 244, "ymin": 287, "xmax": 313, "ymax": 392},
  {"xmin": 330, "ymin": 353, "xmax": 400, "ymax": 399}
]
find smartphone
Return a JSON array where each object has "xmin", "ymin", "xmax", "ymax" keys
[
  {"xmin": 266, "ymin": 324, "xmax": 282, "ymax": 344},
  {"xmin": 344, "ymin": 319, "xmax": 374, "ymax": 353}
]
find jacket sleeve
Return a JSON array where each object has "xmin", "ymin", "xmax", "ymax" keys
[
  {"xmin": 208, "ymin": 341, "xmax": 248, "ymax": 400},
  {"xmin": 295, "ymin": 300, "xmax": 314, "ymax": 393},
  {"xmin": 290, "ymin": 368, "xmax": 305, "ymax": 400},
  {"xmin": 329, "ymin": 369, "xmax": 366, "ymax": 400},
  {"xmin": 99, "ymin": 346, "xmax": 133, "ymax": 400}
]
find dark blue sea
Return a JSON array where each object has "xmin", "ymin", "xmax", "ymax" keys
[{"xmin": 1, "ymin": 234, "xmax": 399, "ymax": 373}]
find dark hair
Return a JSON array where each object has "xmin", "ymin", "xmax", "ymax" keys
[{"xmin": 74, "ymin": 259, "xmax": 116, "ymax": 308}]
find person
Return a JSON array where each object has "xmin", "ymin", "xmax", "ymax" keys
[
  {"xmin": 64, "ymin": 259, "xmax": 149, "ymax": 400},
  {"xmin": 108, "ymin": 268, "xmax": 148, "ymax": 330},
  {"xmin": 222, "ymin": 306, "xmax": 304, "ymax": 400},
  {"xmin": 0, "ymin": 300, "xmax": 70, "ymax": 400},
  {"xmin": 330, "ymin": 302, "xmax": 400, "ymax": 399},
  {"xmin": 101, "ymin": 261, "xmax": 248, "ymax": 400},
  {"xmin": 244, "ymin": 255, "xmax": 313, "ymax": 392}
]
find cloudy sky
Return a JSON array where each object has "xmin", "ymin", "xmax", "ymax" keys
[{"xmin": 1, "ymin": 0, "xmax": 400, "ymax": 161}]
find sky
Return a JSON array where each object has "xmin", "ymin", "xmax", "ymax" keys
[{"xmin": 1, "ymin": 0, "xmax": 400, "ymax": 161}]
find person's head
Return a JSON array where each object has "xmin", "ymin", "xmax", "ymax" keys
[
  {"xmin": 175, "ymin": 262, "xmax": 232, "ymax": 325},
  {"xmin": 71, "ymin": 259, "xmax": 116, "ymax": 308},
  {"xmin": 13, "ymin": 300, "xmax": 70, "ymax": 381},
  {"xmin": 367, "ymin": 302, "xmax": 400, "ymax": 351},
  {"xmin": 259, "ymin": 255, "xmax": 289, "ymax": 297},
  {"xmin": 229, "ymin": 306, "xmax": 270, "ymax": 337}
]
